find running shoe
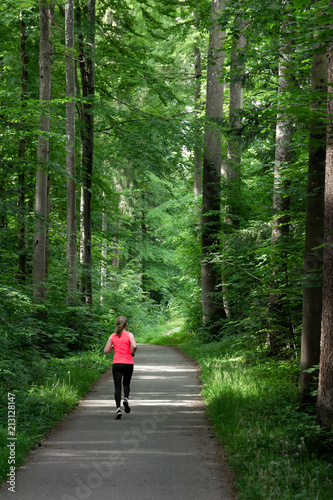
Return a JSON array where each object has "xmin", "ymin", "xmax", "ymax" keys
[
  {"xmin": 123, "ymin": 399, "xmax": 131, "ymax": 413},
  {"xmin": 115, "ymin": 409, "xmax": 122, "ymax": 419}
]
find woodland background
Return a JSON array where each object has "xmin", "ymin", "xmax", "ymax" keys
[{"xmin": 1, "ymin": 0, "xmax": 333, "ymax": 497}]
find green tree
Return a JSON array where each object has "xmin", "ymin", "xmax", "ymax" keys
[
  {"xmin": 316, "ymin": 0, "xmax": 333, "ymax": 427},
  {"xmin": 65, "ymin": 0, "xmax": 77, "ymax": 305},
  {"xmin": 76, "ymin": 0, "xmax": 95, "ymax": 307},
  {"xmin": 18, "ymin": 10, "xmax": 30, "ymax": 281},
  {"xmin": 33, "ymin": 0, "xmax": 53, "ymax": 303},
  {"xmin": 299, "ymin": 43, "xmax": 327, "ymax": 402},
  {"xmin": 224, "ymin": 18, "xmax": 247, "ymax": 228},
  {"xmin": 201, "ymin": 0, "xmax": 227, "ymax": 328}
]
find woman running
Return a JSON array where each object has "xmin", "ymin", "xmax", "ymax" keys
[{"xmin": 104, "ymin": 316, "xmax": 137, "ymax": 419}]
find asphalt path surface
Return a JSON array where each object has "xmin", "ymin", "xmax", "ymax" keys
[{"xmin": 1, "ymin": 344, "xmax": 234, "ymax": 500}]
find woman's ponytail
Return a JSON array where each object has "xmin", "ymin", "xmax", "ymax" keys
[{"xmin": 115, "ymin": 316, "xmax": 127, "ymax": 337}]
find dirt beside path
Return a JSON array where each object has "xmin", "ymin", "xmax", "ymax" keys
[{"xmin": 0, "ymin": 344, "xmax": 235, "ymax": 500}]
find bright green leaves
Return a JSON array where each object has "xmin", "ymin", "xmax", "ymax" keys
[{"xmin": 292, "ymin": 0, "xmax": 311, "ymax": 7}]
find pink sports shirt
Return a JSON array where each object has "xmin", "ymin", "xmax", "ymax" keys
[{"xmin": 111, "ymin": 331, "xmax": 134, "ymax": 364}]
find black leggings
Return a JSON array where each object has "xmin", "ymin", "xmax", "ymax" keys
[{"xmin": 112, "ymin": 363, "xmax": 134, "ymax": 408}]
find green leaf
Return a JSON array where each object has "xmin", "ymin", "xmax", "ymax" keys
[{"xmin": 292, "ymin": 0, "xmax": 311, "ymax": 8}]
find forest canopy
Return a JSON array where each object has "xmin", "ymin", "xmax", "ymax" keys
[{"xmin": 1, "ymin": 0, "xmax": 333, "ymax": 431}]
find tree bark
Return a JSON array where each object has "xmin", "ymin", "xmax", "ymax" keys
[
  {"xmin": 268, "ymin": 19, "xmax": 293, "ymax": 354},
  {"xmin": 100, "ymin": 191, "xmax": 107, "ymax": 304},
  {"xmin": 33, "ymin": 0, "xmax": 52, "ymax": 302},
  {"xmin": 201, "ymin": 0, "xmax": 227, "ymax": 327},
  {"xmin": 18, "ymin": 11, "xmax": 29, "ymax": 280},
  {"xmin": 225, "ymin": 20, "xmax": 247, "ymax": 226},
  {"xmin": 77, "ymin": 0, "xmax": 95, "ymax": 306},
  {"xmin": 141, "ymin": 195, "xmax": 148, "ymax": 296},
  {"xmin": 299, "ymin": 48, "xmax": 327, "ymax": 402},
  {"xmin": 65, "ymin": 0, "xmax": 77, "ymax": 305},
  {"xmin": 317, "ymin": 15, "xmax": 333, "ymax": 428},
  {"xmin": 221, "ymin": 20, "xmax": 247, "ymax": 319},
  {"xmin": 194, "ymin": 42, "xmax": 202, "ymax": 221}
]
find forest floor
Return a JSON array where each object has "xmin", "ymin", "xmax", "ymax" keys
[{"xmin": 0, "ymin": 344, "xmax": 235, "ymax": 500}]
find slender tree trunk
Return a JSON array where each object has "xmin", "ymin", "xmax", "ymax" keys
[
  {"xmin": 77, "ymin": 0, "xmax": 95, "ymax": 306},
  {"xmin": 33, "ymin": 0, "xmax": 52, "ymax": 302},
  {"xmin": 194, "ymin": 43, "xmax": 202, "ymax": 221},
  {"xmin": 44, "ymin": 5, "xmax": 54, "ymax": 286},
  {"xmin": 111, "ymin": 176, "xmax": 124, "ymax": 270},
  {"xmin": 100, "ymin": 191, "xmax": 107, "ymax": 304},
  {"xmin": 317, "ymin": 16, "xmax": 333, "ymax": 428},
  {"xmin": 112, "ymin": 240, "xmax": 120, "ymax": 268},
  {"xmin": 140, "ymin": 191, "xmax": 148, "ymax": 296},
  {"xmin": 201, "ymin": 0, "xmax": 227, "ymax": 327},
  {"xmin": 268, "ymin": 19, "xmax": 293, "ymax": 353},
  {"xmin": 299, "ymin": 48, "xmax": 327, "ymax": 402},
  {"xmin": 18, "ymin": 11, "xmax": 29, "ymax": 280},
  {"xmin": 65, "ymin": 0, "xmax": 77, "ymax": 305}
]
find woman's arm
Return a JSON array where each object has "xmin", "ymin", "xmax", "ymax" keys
[
  {"xmin": 129, "ymin": 332, "xmax": 137, "ymax": 356},
  {"xmin": 104, "ymin": 335, "xmax": 114, "ymax": 354}
]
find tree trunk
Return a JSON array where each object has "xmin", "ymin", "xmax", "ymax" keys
[
  {"xmin": 317, "ymin": 17, "xmax": 333, "ymax": 428},
  {"xmin": 112, "ymin": 240, "xmax": 120, "ymax": 268},
  {"xmin": 141, "ymin": 203, "xmax": 148, "ymax": 296},
  {"xmin": 100, "ymin": 191, "xmax": 107, "ymax": 304},
  {"xmin": 268, "ymin": 22, "xmax": 293, "ymax": 354},
  {"xmin": 299, "ymin": 48, "xmax": 327, "ymax": 402},
  {"xmin": 222, "ymin": 21, "xmax": 247, "ymax": 319},
  {"xmin": 18, "ymin": 11, "xmax": 29, "ymax": 280},
  {"xmin": 194, "ymin": 43, "xmax": 202, "ymax": 221},
  {"xmin": 201, "ymin": 0, "xmax": 227, "ymax": 327},
  {"xmin": 65, "ymin": 0, "xmax": 77, "ymax": 305},
  {"xmin": 225, "ymin": 21, "xmax": 247, "ymax": 226},
  {"xmin": 33, "ymin": 0, "xmax": 52, "ymax": 302},
  {"xmin": 77, "ymin": 0, "xmax": 95, "ymax": 306}
]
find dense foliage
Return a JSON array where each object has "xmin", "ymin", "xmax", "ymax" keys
[{"xmin": 1, "ymin": 0, "xmax": 333, "ymax": 494}]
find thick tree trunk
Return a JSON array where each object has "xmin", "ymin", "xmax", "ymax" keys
[
  {"xmin": 18, "ymin": 12, "xmax": 29, "ymax": 280},
  {"xmin": 201, "ymin": 0, "xmax": 227, "ymax": 326},
  {"xmin": 65, "ymin": 0, "xmax": 77, "ymax": 305},
  {"xmin": 222, "ymin": 22, "xmax": 247, "ymax": 318},
  {"xmin": 299, "ymin": 48, "xmax": 327, "ymax": 402},
  {"xmin": 33, "ymin": 0, "xmax": 52, "ymax": 302},
  {"xmin": 317, "ymin": 20, "xmax": 333, "ymax": 428},
  {"xmin": 225, "ymin": 21, "xmax": 247, "ymax": 226},
  {"xmin": 77, "ymin": 0, "xmax": 95, "ymax": 306}
]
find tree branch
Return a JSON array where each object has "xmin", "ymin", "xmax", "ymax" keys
[
  {"xmin": 225, "ymin": 261, "xmax": 263, "ymax": 282},
  {"xmin": 95, "ymin": 112, "xmax": 193, "ymax": 133}
]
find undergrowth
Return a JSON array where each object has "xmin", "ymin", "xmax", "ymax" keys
[
  {"xmin": 147, "ymin": 325, "xmax": 333, "ymax": 500},
  {"xmin": 0, "ymin": 349, "xmax": 111, "ymax": 484}
]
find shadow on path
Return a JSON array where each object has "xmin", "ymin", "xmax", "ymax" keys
[{"xmin": 0, "ymin": 344, "xmax": 234, "ymax": 500}]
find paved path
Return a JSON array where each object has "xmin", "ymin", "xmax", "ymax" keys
[{"xmin": 1, "ymin": 345, "xmax": 234, "ymax": 500}]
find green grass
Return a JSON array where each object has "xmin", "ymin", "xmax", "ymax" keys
[
  {"xmin": 136, "ymin": 317, "xmax": 184, "ymax": 344},
  {"xmin": 2, "ymin": 320, "xmax": 332, "ymax": 498},
  {"xmin": 146, "ymin": 324, "xmax": 333, "ymax": 500},
  {"xmin": 0, "ymin": 349, "xmax": 111, "ymax": 484}
]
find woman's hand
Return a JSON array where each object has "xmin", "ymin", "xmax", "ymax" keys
[{"xmin": 104, "ymin": 335, "xmax": 113, "ymax": 354}]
